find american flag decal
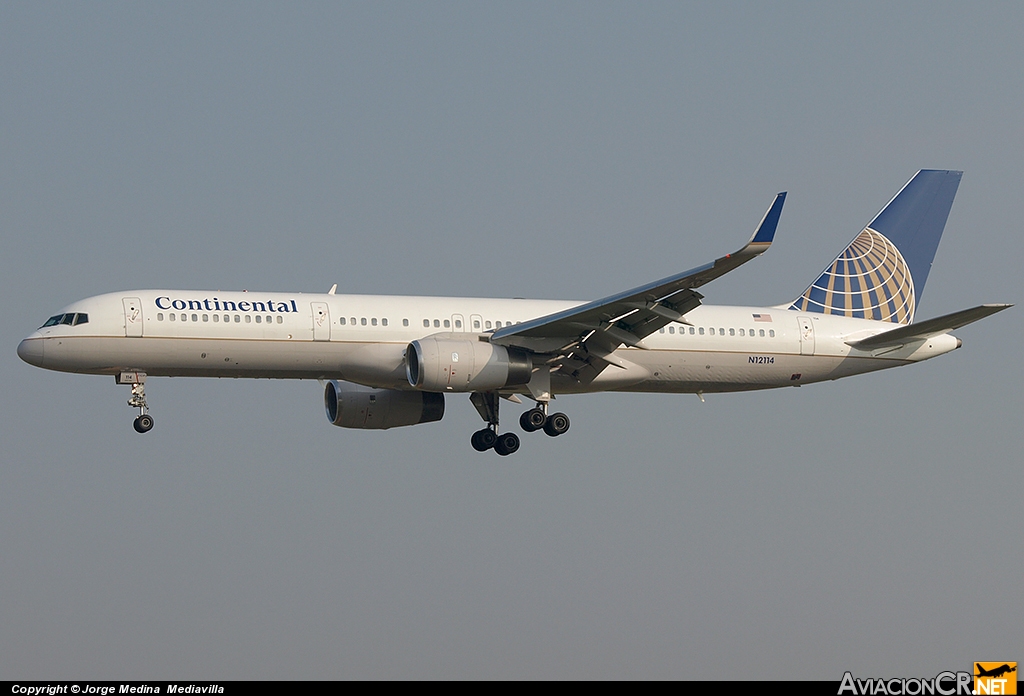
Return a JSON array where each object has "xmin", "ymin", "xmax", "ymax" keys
[{"xmin": 752, "ymin": 313, "xmax": 772, "ymax": 322}]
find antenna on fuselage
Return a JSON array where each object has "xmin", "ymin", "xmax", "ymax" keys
[{"xmin": 328, "ymin": 284, "xmax": 337, "ymax": 295}]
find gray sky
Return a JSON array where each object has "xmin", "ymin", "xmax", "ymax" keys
[{"xmin": 1, "ymin": 2, "xmax": 1020, "ymax": 679}]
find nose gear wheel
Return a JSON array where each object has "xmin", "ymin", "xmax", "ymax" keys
[{"xmin": 117, "ymin": 371, "xmax": 154, "ymax": 434}]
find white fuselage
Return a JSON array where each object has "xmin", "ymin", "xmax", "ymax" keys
[{"xmin": 18, "ymin": 290, "xmax": 961, "ymax": 395}]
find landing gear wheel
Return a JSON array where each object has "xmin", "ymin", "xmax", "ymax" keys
[
  {"xmin": 543, "ymin": 412, "xmax": 570, "ymax": 437},
  {"xmin": 493, "ymin": 432, "xmax": 521, "ymax": 456},
  {"xmin": 520, "ymin": 407, "xmax": 547, "ymax": 432},
  {"xmin": 133, "ymin": 414, "xmax": 154, "ymax": 433},
  {"xmin": 471, "ymin": 428, "xmax": 497, "ymax": 452}
]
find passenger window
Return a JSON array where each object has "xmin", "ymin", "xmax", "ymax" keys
[
  {"xmin": 225, "ymin": 315, "xmax": 230, "ymax": 323},
  {"xmin": 759, "ymin": 329, "xmax": 765, "ymax": 337},
  {"xmin": 659, "ymin": 328, "xmax": 665, "ymax": 334},
  {"xmin": 473, "ymin": 320, "xmax": 480, "ymax": 329},
  {"xmin": 443, "ymin": 319, "xmax": 450, "ymax": 328},
  {"xmin": 266, "ymin": 316, "xmax": 272, "ymax": 324},
  {"xmin": 169, "ymin": 313, "xmax": 176, "ymax": 321},
  {"xmin": 371, "ymin": 318, "xmax": 377, "ymax": 326},
  {"xmin": 729, "ymin": 328, "xmax": 735, "ymax": 336},
  {"xmin": 234, "ymin": 315, "xmax": 240, "ymax": 323},
  {"xmin": 403, "ymin": 319, "xmax": 409, "ymax": 327},
  {"xmin": 668, "ymin": 326, "xmax": 674, "ymax": 334},
  {"xmin": 738, "ymin": 328, "xmax": 744, "ymax": 336},
  {"xmin": 718, "ymin": 328, "xmax": 724, "ymax": 336},
  {"xmin": 361, "ymin": 318, "xmax": 367, "ymax": 326},
  {"xmin": 256, "ymin": 316, "xmax": 262, "ymax": 324},
  {"xmin": 212, "ymin": 314, "xmax": 219, "ymax": 323},
  {"xmin": 689, "ymin": 327, "xmax": 695, "ymax": 335},
  {"xmin": 245, "ymin": 315, "xmax": 252, "ymax": 323},
  {"xmin": 455, "ymin": 319, "xmax": 462, "ymax": 329},
  {"xmin": 276, "ymin": 316, "xmax": 283, "ymax": 324},
  {"xmin": 433, "ymin": 319, "xmax": 440, "ymax": 328},
  {"xmin": 382, "ymin": 318, "xmax": 388, "ymax": 327},
  {"xmin": 203, "ymin": 314, "xmax": 209, "ymax": 322},
  {"xmin": 181, "ymin": 314, "xmax": 187, "ymax": 322},
  {"xmin": 423, "ymin": 319, "xmax": 430, "ymax": 328},
  {"xmin": 192, "ymin": 314, "xmax": 198, "ymax": 322},
  {"xmin": 769, "ymin": 329, "xmax": 775, "ymax": 337},
  {"xmin": 495, "ymin": 321, "xmax": 502, "ymax": 328},
  {"xmin": 485, "ymin": 321, "xmax": 492, "ymax": 329},
  {"xmin": 698, "ymin": 327, "xmax": 704, "ymax": 335},
  {"xmin": 157, "ymin": 313, "xmax": 164, "ymax": 321},
  {"xmin": 339, "ymin": 317, "xmax": 346, "ymax": 325}
]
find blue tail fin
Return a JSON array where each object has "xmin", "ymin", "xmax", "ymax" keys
[{"xmin": 789, "ymin": 170, "xmax": 962, "ymax": 324}]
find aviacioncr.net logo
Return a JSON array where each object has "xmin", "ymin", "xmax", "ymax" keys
[
  {"xmin": 974, "ymin": 663, "xmax": 1017, "ymax": 695},
  {"xmin": 838, "ymin": 671, "xmax": 973, "ymax": 695}
]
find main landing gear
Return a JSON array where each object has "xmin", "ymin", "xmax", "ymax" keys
[
  {"xmin": 469, "ymin": 393, "xmax": 570, "ymax": 456},
  {"xmin": 520, "ymin": 406, "xmax": 570, "ymax": 437},
  {"xmin": 117, "ymin": 371, "xmax": 154, "ymax": 433},
  {"xmin": 469, "ymin": 392, "xmax": 519, "ymax": 455}
]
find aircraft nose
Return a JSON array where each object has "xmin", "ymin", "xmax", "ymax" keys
[{"xmin": 17, "ymin": 337, "xmax": 45, "ymax": 367}]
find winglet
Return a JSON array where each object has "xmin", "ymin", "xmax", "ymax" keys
[{"xmin": 749, "ymin": 192, "xmax": 787, "ymax": 245}]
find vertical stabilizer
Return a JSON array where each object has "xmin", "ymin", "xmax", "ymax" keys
[{"xmin": 790, "ymin": 170, "xmax": 962, "ymax": 324}]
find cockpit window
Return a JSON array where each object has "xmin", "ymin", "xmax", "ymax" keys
[{"xmin": 40, "ymin": 313, "xmax": 89, "ymax": 328}]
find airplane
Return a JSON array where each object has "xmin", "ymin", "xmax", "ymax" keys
[
  {"xmin": 975, "ymin": 664, "xmax": 1016, "ymax": 679},
  {"xmin": 17, "ymin": 170, "xmax": 1011, "ymax": 455}
]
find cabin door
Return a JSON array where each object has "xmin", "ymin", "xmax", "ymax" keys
[
  {"xmin": 311, "ymin": 302, "xmax": 331, "ymax": 341},
  {"xmin": 798, "ymin": 316, "xmax": 815, "ymax": 356},
  {"xmin": 123, "ymin": 297, "xmax": 143, "ymax": 337}
]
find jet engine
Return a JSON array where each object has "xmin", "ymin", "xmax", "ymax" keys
[
  {"xmin": 406, "ymin": 335, "xmax": 533, "ymax": 392},
  {"xmin": 324, "ymin": 381, "xmax": 444, "ymax": 429}
]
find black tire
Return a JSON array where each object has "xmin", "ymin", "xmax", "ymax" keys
[
  {"xmin": 543, "ymin": 412, "xmax": 570, "ymax": 437},
  {"xmin": 520, "ymin": 408, "xmax": 547, "ymax": 432},
  {"xmin": 134, "ymin": 414, "xmax": 154, "ymax": 433},
  {"xmin": 471, "ymin": 428, "xmax": 496, "ymax": 452},
  {"xmin": 493, "ymin": 432, "xmax": 520, "ymax": 456}
]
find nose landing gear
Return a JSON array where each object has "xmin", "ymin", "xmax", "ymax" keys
[{"xmin": 118, "ymin": 371, "xmax": 154, "ymax": 433}]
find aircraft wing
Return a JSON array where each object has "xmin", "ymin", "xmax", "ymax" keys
[
  {"xmin": 490, "ymin": 192, "xmax": 786, "ymax": 380},
  {"xmin": 847, "ymin": 304, "xmax": 1012, "ymax": 350}
]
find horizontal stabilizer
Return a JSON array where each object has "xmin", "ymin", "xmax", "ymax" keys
[{"xmin": 847, "ymin": 304, "xmax": 1012, "ymax": 349}]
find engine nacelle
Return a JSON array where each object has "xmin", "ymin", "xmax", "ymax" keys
[
  {"xmin": 324, "ymin": 381, "xmax": 444, "ymax": 430},
  {"xmin": 406, "ymin": 334, "xmax": 533, "ymax": 392}
]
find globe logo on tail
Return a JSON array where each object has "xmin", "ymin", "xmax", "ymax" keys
[{"xmin": 790, "ymin": 228, "xmax": 915, "ymax": 324}]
